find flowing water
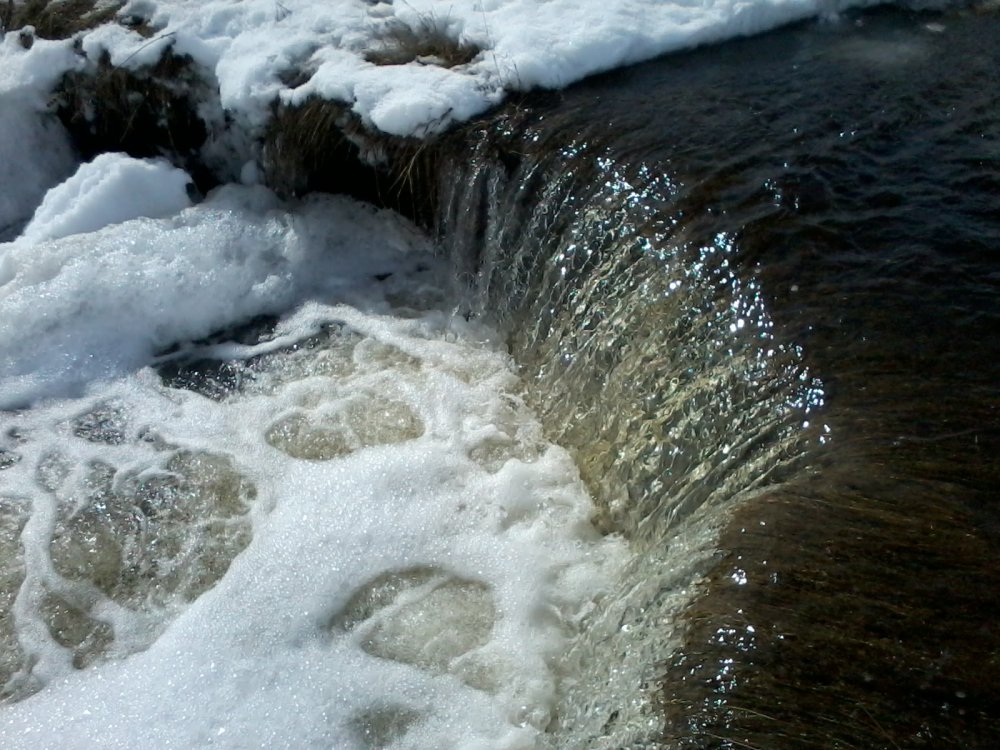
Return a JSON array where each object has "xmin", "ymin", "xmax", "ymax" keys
[
  {"xmin": 434, "ymin": 7, "xmax": 1000, "ymax": 748},
  {"xmin": 2, "ymin": 5, "xmax": 999, "ymax": 749}
]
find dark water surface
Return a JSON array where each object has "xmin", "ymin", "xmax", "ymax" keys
[{"xmin": 434, "ymin": 7, "xmax": 999, "ymax": 748}]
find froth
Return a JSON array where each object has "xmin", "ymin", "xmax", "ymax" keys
[{"xmin": 0, "ymin": 190, "xmax": 627, "ymax": 748}]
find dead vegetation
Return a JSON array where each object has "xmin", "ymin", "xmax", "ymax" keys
[
  {"xmin": 52, "ymin": 50, "xmax": 213, "ymax": 189},
  {"xmin": 13, "ymin": 2, "xmax": 476, "ymax": 224},
  {"xmin": 262, "ymin": 97, "xmax": 441, "ymax": 222},
  {"xmin": 365, "ymin": 16, "xmax": 479, "ymax": 68},
  {"xmin": 1, "ymin": 0, "xmax": 123, "ymax": 40}
]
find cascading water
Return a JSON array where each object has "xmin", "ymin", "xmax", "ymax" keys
[
  {"xmin": 435, "ymin": 120, "xmax": 828, "ymax": 749},
  {"xmin": 0, "ymin": 190, "xmax": 630, "ymax": 748}
]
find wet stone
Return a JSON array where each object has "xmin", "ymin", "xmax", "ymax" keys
[
  {"xmin": 353, "ymin": 340, "xmax": 421, "ymax": 372},
  {"xmin": 361, "ymin": 579, "xmax": 495, "ymax": 673},
  {"xmin": 332, "ymin": 567, "xmax": 440, "ymax": 632},
  {"xmin": 344, "ymin": 394, "xmax": 423, "ymax": 447},
  {"xmin": 158, "ymin": 321, "xmax": 360, "ymax": 400},
  {"xmin": 49, "ymin": 452, "xmax": 255, "ymax": 611},
  {"xmin": 38, "ymin": 595, "xmax": 114, "ymax": 671},
  {"xmin": 266, "ymin": 394, "xmax": 423, "ymax": 461},
  {"xmin": 35, "ymin": 451, "xmax": 70, "ymax": 492},
  {"xmin": 158, "ymin": 358, "xmax": 252, "ymax": 401},
  {"xmin": 71, "ymin": 401, "xmax": 129, "ymax": 445},
  {"xmin": 265, "ymin": 412, "xmax": 353, "ymax": 461}
]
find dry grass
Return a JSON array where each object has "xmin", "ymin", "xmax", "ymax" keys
[
  {"xmin": 1, "ymin": 0, "xmax": 122, "ymax": 39},
  {"xmin": 365, "ymin": 16, "xmax": 479, "ymax": 68},
  {"xmin": 261, "ymin": 97, "xmax": 447, "ymax": 224},
  {"xmin": 52, "ymin": 50, "xmax": 211, "ymax": 186}
]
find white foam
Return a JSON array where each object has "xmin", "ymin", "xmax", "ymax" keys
[
  {"xmin": 0, "ymin": 191, "xmax": 627, "ymax": 748},
  {"xmin": 0, "ymin": 185, "xmax": 431, "ymax": 408}
]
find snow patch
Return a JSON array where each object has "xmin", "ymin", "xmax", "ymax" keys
[
  {"xmin": 19, "ymin": 154, "xmax": 193, "ymax": 244},
  {"xmin": 0, "ymin": 98, "xmax": 77, "ymax": 240},
  {"xmin": 0, "ymin": 35, "xmax": 81, "ymax": 237}
]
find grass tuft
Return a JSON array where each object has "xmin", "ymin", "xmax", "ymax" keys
[
  {"xmin": 1, "ymin": 0, "xmax": 123, "ymax": 40},
  {"xmin": 261, "ymin": 97, "xmax": 440, "ymax": 224},
  {"xmin": 365, "ymin": 15, "xmax": 479, "ymax": 68},
  {"xmin": 52, "ymin": 50, "xmax": 213, "ymax": 188}
]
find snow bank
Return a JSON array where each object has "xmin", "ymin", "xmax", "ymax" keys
[
  {"xmin": 0, "ymin": 182, "xmax": 427, "ymax": 408},
  {"xmin": 76, "ymin": 0, "xmax": 884, "ymax": 137},
  {"xmin": 19, "ymin": 154, "xmax": 193, "ymax": 244},
  {"xmin": 0, "ymin": 31, "xmax": 81, "ymax": 97}
]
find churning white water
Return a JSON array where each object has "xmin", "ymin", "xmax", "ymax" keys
[{"xmin": 0, "ymin": 159, "xmax": 627, "ymax": 748}]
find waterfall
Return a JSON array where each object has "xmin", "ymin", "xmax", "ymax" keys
[{"xmin": 428, "ymin": 10, "xmax": 1000, "ymax": 746}]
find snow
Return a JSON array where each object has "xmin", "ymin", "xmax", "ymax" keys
[
  {"xmin": 148, "ymin": 0, "xmax": 884, "ymax": 135},
  {"xmin": 21, "ymin": 0, "xmax": 883, "ymax": 138},
  {"xmin": 0, "ymin": 32, "xmax": 81, "ymax": 98},
  {"xmin": 0, "ymin": 35, "xmax": 81, "ymax": 238},
  {"xmin": 19, "ymin": 154, "xmax": 193, "ymax": 244}
]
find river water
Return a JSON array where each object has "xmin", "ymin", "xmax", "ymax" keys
[
  {"xmin": 434, "ymin": 6, "xmax": 1000, "ymax": 748},
  {"xmin": 2, "ymin": 5, "xmax": 998, "ymax": 750}
]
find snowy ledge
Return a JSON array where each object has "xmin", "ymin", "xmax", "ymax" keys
[{"xmin": 1, "ymin": 0, "xmax": 895, "ymax": 139}]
